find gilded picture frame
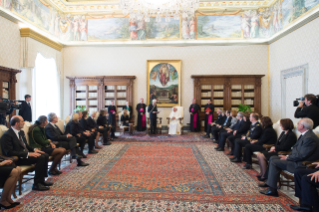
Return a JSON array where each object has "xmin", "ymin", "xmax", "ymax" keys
[{"xmin": 147, "ymin": 60, "xmax": 182, "ymax": 107}]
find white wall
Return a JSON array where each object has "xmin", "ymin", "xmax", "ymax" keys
[
  {"xmin": 64, "ymin": 45, "xmax": 269, "ymax": 125},
  {"xmin": 269, "ymin": 17, "xmax": 319, "ymax": 122}
]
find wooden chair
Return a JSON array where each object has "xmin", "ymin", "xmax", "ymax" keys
[{"xmin": 147, "ymin": 117, "xmax": 162, "ymax": 134}]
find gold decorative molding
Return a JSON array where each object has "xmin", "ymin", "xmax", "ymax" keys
[{"xmin": 20, "ymin": 28, "xmax": 63, "ymax": 51}]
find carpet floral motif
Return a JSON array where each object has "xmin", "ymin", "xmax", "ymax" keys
[{"xmin": 10, "ymin": 139, "xmax": 297, "ymax": 212}]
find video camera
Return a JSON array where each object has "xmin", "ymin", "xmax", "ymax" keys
[
  {"xmin": 0, "ymin": 99, "xmax": 22, "ymax": 114},
  {"xmin": 293, "ymin": 95, "xmax": 319, "ymax": 107}
]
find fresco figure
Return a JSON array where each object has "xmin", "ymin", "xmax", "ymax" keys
[
  {"xmin": 129, "ymin": 19, "xmax": 137, "ymax": 40},
  {"xmin": 182, "ymin": 17, "xmax": 190, "ymax": 39},
  {"xmin": 241, "ymin": 14, "xmax": 251, "ymax": 38},
  {"xmin": 250, "ymin": 11, "xmax": 259, "ymax": 38},
  {"xmin": 189, "ymin": 17, "xmax": 196, "ymax": 39},
  {"xmin": 80, "ymin": 16, "xmax": 87, "ymax": 41}
]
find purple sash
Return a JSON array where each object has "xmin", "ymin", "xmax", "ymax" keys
[
  {"xmin": 208, "ymin": 114, "xmax": 213, "ymax": 125},
  {"xmin": 140, "ymin": 108, "xmax": 146, "ymax": 127},
  {"xmin": 191, "ymin": 108, "xmax": 197, "ymax": 129}
]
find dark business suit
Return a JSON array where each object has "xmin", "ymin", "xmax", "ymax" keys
[
  {"xmin": 148, "ymin": 104, "xmax": 158, "ymax": 134},
  {"xmin": 18, "ymin": 101, "xmax": 32, "ymax": 122},
  {"xmin": 233, "ymin": 122, "xmax": 263, "ymax": 160},
  {"xmin": 218, "ymin": 119, "xmax": 242, "ymax": 150},
  {"xmin": 80, "ymin": 118, "xmax": 98, "ymax": 138},
  {"xmin": 294, "ymin": 168, "xmax": 319, "ymax": 209},
  {"xmin": 243, "ymin": 126, "xmax": 277, "ymax": 165},
  {"xmin": 69, "ymin": 121, "xmax": 94, "ymax": 152},
  {"xmin": 227, "ymin": 119, "xmax": 251, "ymax": 153},
  {"xmin": 45, "ymin": 123, "xmax": 77, "ymax": 150},
  {"xmin": 266, "ymin": 130, "xmax": 319, "ymax": 189},
  {"xmin": 211, "ymin": 116, "xmax": 232, "ymax": 140},
  {"xmin": 0, "ymin": 104, "xmax": 14, "ymax": 125},
  {"xmin": 0, "ymin": 128, "xmax": 48, "ymax": 185},
  {"xmin": 205, "ymin": 114, "xmax": 226, "ymax": 138},
  {"xmin": 295, "ymin": 104, "xmax": 319, "ymax": 128},
  {"xmin": 88, "ymin": 116, "xmax": 109, "ymax": 144}
]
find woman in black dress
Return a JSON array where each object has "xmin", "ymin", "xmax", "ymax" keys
[
  {"xmin": 0, "ymin": 156, "xmax": 21, "ymax": 209},
  {"xmin": 121, "ymin": 109, "xmax": 131, "ymax": 131},
  {"xmin": 256, "ymin": 118, "xmax": 297, "ymax": 181}
]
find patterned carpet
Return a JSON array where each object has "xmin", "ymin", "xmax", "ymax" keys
[{"xmin": 9, "ymin": 136, "xmax": 297, "ymax": 211}]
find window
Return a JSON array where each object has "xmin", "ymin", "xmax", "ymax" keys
[{"xmin": 33, "ymin": 53, "xmax": 61, "ymax": 120}]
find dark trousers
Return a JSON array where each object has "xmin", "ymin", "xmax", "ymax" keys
[
  {"xmin": 294, "ymin": 168, "xmax": 319, "ymax": 208},
  {"xmin": 82, "ymin": 134, "xmax": 95, "ymax": 151},
  {"xmin": 206, "ymin": 124, "xmax": 219, "ymax": 139},
  {"xmin": 243, "ymin": 144, "xmax": 266, "ymax": 165},
  {"xmin": 16, "ymin": 153, "xmax": 49, "ymax": 185},
  {"xmin": 218, "ymin": 131, "xmax": 232, "ymax": 149},
  {"xmin": 227, "ymin": 134, "xmax": 241, "ymax": 153},
  {"xmin": 57, "ymin": 137, "xmax": 77, "ymax": 150},
  {"xmin": 98, "ymin": 128, "xmax": 109, "ymax": 143},
  {"xmin": 76, "ymin": 136, "xmax": 87, "ymax": 152},
  {"xmin": 234, "ymin": 138, "xmax": 250, "ymax": 160},
  {"xmin": 150, "ymin": 116, "xmax": 157, "ymax": 134}
]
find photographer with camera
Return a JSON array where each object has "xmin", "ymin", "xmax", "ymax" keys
[
  {"xmin": 294, "ymin": 94, "xmax": 319, "ymax": 128},
  {"xmin": 0, "ymin": 96, "xmax": 17, "ymax": 126}
]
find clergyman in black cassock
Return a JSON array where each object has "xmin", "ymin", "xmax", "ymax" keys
[
  {"xmin": 204, "ymin": 100, "xmax": 214, "ymax": 132},
  {"xmin": 189, "ymin": 99, "xmax": 200, "ymax": 132},
  {"xmin": 148, "ymin": 100, "xmax": 158, "ymax": 134},
  {"xmin": 136, "ymin": 98, "xmax": 146, "ymax": 131},
  {"xmin": 108, "ymin": 103, "xmax": 117, "ymax": 139}
]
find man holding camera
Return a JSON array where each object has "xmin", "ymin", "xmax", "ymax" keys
[
  {"xmin": 0, "ymin": 96, "xmax": 16, "ymax": 126},
  {"xmin": 295, "ymin": 94, "xmax": 319, "ymax": 128}
]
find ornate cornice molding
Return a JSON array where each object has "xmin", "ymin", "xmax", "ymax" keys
[{"xmin": 20, "ymin": 28, "xmax": 63, "ymax": 51}]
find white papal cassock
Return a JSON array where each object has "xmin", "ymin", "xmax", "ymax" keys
[{"xmin": 168, "ymin": 107, "xmax": 182, "ymax": 135}]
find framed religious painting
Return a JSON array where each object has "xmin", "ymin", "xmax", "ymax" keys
[{"xmin": 147, "ymin": 60, "xmax": 182, "ymax": 107}]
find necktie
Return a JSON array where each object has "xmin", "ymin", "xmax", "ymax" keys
[
  {"xmin": 18, "ymin": 132, "xmax": 28, "ymax": 152},
  {"xmin": 298, "ymin": 134, "xmax": 303, "ymax": 141},
  {"xmin": 223, "ymin": 117, "xmax": 228, "ymax": 126}
]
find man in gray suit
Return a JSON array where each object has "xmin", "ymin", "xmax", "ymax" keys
[{"xmin": 259, "ymin": 118, "xmax": 319, "ymax": 197}]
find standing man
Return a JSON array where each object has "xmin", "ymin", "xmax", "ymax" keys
[
  {"xmin": 108, "ymin": 101, "xmax": 117, "ymax": 139},
  {"xmin": 189, "ymin": 99, "xmax": 200, "ymax": 132},
  {"xmin": 136, "ymin": 98, "xmax": 146, "ymax": 131},
  {"xmin": 0, "ymin": 96, "xmax": 15, "ymax": 126},
  {"xmin": 294, "ymin": 94, "xmax": 319, "ymax": 128},
  {"xmin": 19, "ymin": 94, "xmax": 32, "ymax": 122},
  {"xmin": 204, "ymin": 99, "xmax": 214, "ymax": 132},
  {"xmin": 148, "ymin": 99, "xmax": 159, "ymax": 134}
]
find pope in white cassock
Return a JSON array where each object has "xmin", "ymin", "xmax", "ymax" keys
[{"xmin": 168, "ymin": 107, "xmax": 182, "ymax": 135}]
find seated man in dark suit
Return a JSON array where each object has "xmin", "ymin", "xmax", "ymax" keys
[
  {"xmin": 211, "ymin": 110, "xmax": 232, "ymax": 143},
  {"xmin": 0, "ymin": 116, "xmax": 52, "ymax": 191},
  {"xmin": 45, "ymin": 113, "xmax": 88, "ymax": 167},
  {"xmin": 295, "ymin": 94, "xmax": 319, "ymax": 128},
  {"xmin": 88, "ymin": 111, "xmax": 111, "ymax": 145},
  {"xmin": 18, "ymin": 94, "xmax": 32, "ymax": 122},
  {"xmin": 230, "ymin": 113, "xmax": 263, "ymax": 163},
  {"xmin": 290, "ymin": 162, "xmax": 319, "ymax": 212},
  {"xmin": 259, "ymin": 118, "xmax": 319, "ymax": 197},
  {"xmin": 203, "ymin": 109, "xmax": 226, "ymax": 141}
]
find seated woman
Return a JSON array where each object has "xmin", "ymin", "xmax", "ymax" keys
[
  {"xmin": 80, "ymin": 111, "xmax": 102, "ymax": 149},
  {"xmin": 168, "ymin": 107, "xmax": 182, "ymax": 135},
  {"xmin": 88, "ymin": 111, "xmax": 111, "ymax": 145},
  {"xmin": 242, "ymin": 116, "xmax": 277, "ymax": 169},
  {"xmin": 70, "ymin": 112, "xmax": 97, "ymax": 154},
  {"xmin": 256, "ymin": 118, "xmax": 297, "ymax": 181},
  {"xmin": 97, "ymin": 110, "xmax": 112, "ymax": 140},
  {"xmin": 0, "ymin": 156, "xmax": 21, "ymax": 209},
  {"xmin": 121, "ymin": 109, "xmax": 133, "ymax": 133},
  {"xmin": 29, "ymin": 116, "xmax": 66, "ymax": 176}
]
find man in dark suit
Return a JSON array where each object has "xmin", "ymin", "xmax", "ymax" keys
[
  {"xmin": 230, "ymin": 113, "xmax": 263, "ymax": 163},
  {"xmin": 0, "ymin": 115, "xmax": 52, "ymax": 191},
  {"xmin": 290, "ymin": 163, "xmax": 319, "ymax": 212},
  {"xmin": 18, "ymin": 94, "xmax": 32, "ymax": 122},
  {"xmin": 148, "ymin": 99, "xmax": 159, "ymax": 134},
  {"xmin": 295, "ymin": 94, "xmax": 319, "ymax": 128},
  {"xmin": 45, "ymin": 113, "xmax": 88, "ymax": 166},
  {"xmin": 217, "ymin": 112, "xmax": 243, "ymax": 151},
  {"xmin": 203, "ymin": 109, "xmax": 226, "ymax": 140},
  {"xmin": 87, "ymin": 112, "xmax": 111, "ymax": 145},
  {"xmin": 211, "ymin": 110, "xmax": 232, "ymax": 142},
  {"xmin": 0, "ymin": 96, "xmax": 15, "ymax": 125},
  {"xmin": 259, "ymin": 118, "xmax": 319, "ymax": 197}
]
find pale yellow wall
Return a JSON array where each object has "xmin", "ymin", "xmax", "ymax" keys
[
  {"xmin": 64, "ymin": 45, "xmax": 269, "ymax": 125},
  {"xmin": 0, "ymin": 16, "xmax": 20, "ymax": 69},
  {"xmin": 269, "ymin": 17, "xmax": 319, "ymax": 122}
]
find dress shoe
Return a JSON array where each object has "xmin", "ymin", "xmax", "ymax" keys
[
  {"xmin": 77, "ymin": 161, "xmax": 89, "ymax": 166},
  {"xmin": 95, "ymin": 146, "xmax": 102, "ymax": 149},
  {"xmin": 242, "ymin": 164, "xmax": 252, "ymax": 169},
  {"xmin": 202, "ymin": 135, "xmax": 209, "ymax": 138},
  {"xmin": 48, "ymin": 171, "xmax": 61, "ymax": 176},
  {"xmin": 0, "ymin": 203, "xmax": 16, "ymax": 209},
  {"xmin": 72, "ymin": 154, "xmax": 83, "ymax": 160},
  {"xmin": 212, "ymin": 139, "xmax": 218, "ymax": 143},
  {"xmin": 258, "ymin": 183, "xmax": 269, "ymax": 188},
  {"xmin": 103, "ymin": 142, "xmax": 112, "ymax": 145},
  {"xmin": 32, "ymin": 183, "xmax": 50, "ymax": 191},
  {"xmin": 42, "ymin": 181, "xmax": 54, "ymax": 186},
  {"xmin": 257, "ymin": 176, "xmax": 267, "ymax": 182},
  {"xmin": 227, "ymin": 152, "xmax": 234, "ymax": 156},
  {"xmin": 89, "ymin": 150, "xmax": 98, "ymax": 154},
  {"xmin": 231, "ymin": 157, "xmax": 242, "ymax": 163},
  {"xmin": 80, "ymin": 153, "xmax": 87, "ymax": 158},
  {"xmin": 214, "ymin": 147, "xmax": 219, "ymax": 149},
  {"xmin": 11, "ymin": 202, "xmax": 20, "ymax": 206},
  {"xmin": 216, "ymin": 148, "xmax": 224, "ymax": 151},
  {"xmin": 259, "ymin": 188, "xmax": 278, "ymax": 197},
  {"xmin": 290, "ymin": 205, "xmax": 312, "ymax": 211}
]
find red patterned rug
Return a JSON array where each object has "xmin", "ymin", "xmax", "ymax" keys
[{"xmin": 9, "ymin": 140, "xmax": 297, "ymax": 211}]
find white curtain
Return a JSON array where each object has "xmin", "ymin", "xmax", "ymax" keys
[{"xmin": 33, "ymin": 53, "xmax": 61, "ymax": 120}]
